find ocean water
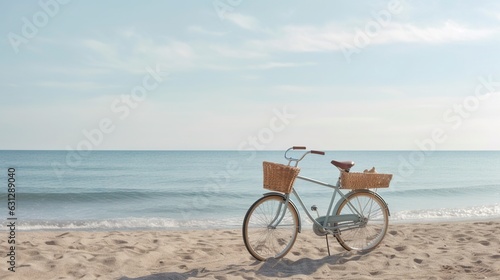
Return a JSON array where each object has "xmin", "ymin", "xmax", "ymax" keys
[{"xmin": 0, "ymin": 150, "xmax": 499, "ymax": 231}]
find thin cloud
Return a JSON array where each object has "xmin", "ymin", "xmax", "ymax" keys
[
  {"xmin": 208, "ymin": 45, "xmax": 268, "ymax": 59},
  {"xmin": 251, "ymin": 62, "xmax": 316, "ymax": 70},
  {"xmin": 249, "ymin": 21, "xmax": 500, "ymax": 53},
  {"xmin": 273, "ymin": 85, "xmax": 317, "ymax": 94},
  {"xmin": 83, "ymin": 39, "xmax": 117, "ymax": 57},
  {"xmin": 381, "ymin": 21, "xmax": 498, "ymax": 44},
  {"xmin": 80, "ymin": 34, "xmax": 197, "ymax": 74},
  {"xmin": 225, "ymin": 13, "xmax": 261, "ymax": 31},
  {"xmin": 37, "ymin": 81, "xmax": 121, "ymax": 90},
  {"xmin": 187, "ymin": 26, "xmax": 227, "ymax": 36}
]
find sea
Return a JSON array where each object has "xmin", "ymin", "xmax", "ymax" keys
[{"xmin": 0, "ymin": 150, "xmax": 499, "ymax": 231}]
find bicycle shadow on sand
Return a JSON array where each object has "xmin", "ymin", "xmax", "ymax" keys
[
  {"xmin": 118, "ymin": 251, "xmax": 368, "ymax": 280},
  {"xmin": 255, "ymin": 251, "xmax": 367, "ymax": 278},
  {"xmin": 118, "ymin": 269, "xmax": 199, "ymax": 280}
]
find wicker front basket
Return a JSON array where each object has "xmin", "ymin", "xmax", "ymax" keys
[
  {"xmin": 340, "ymin": 171, "xmax": 392, "ymax": 189},
  {"xmin": 263, "ymin": 161, "xmax": 300, "ymax": 194}
]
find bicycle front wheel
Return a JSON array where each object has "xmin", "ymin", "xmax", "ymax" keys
[
  {"xmin": 242, "ymin": 194, "xmax": 299, "ymax": 261},
  {"xmin": 335, "ymin": 190, "xmax": 389, "ymax": 252}
]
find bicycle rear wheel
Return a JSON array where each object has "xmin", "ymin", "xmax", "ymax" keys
[
  {"xmin": 242, "ymin": 194, "xmax": 299, "ymax": 261},
  {"xmin": 335, "ymin": 190, "xmax": 389, "ymax": 252}
]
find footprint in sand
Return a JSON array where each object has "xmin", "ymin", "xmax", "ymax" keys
[
  {"xmin": 103, "ymin": 257, "xmax": 116, "ymax": 265},
  {"xmin": 27, "ymin": 250, "xmax": 41, "ymax": 256},
  {"xmin": 442, "ymin": 265, "xmax": 453, "ymax": 271},
  {"xmin": 413, "ymin": 258, "xmax": 423, "ymax": 264},
  {"xmin": 394, "ymin": 246, "xmax": 406, "ymax": 252},
  {"xmin": 458, "ymin": 265, "xmax": 473, "ymax": 273},
  {"xmin": 475, "ymin": 267, "xmax": 492, "ymax": 274},
  {"xmin": 479, "ymin": 240, "xmax": 490, "ymax": 246},
  {"xmin": 329, "ymin": 265, "xmax": 347, "ymax": 271},
  {"xmin": 200, "ymin": 247, "xmax": 217, "ymax": 254},
  {"xmin": 21, "ymin": 241, "xmax": 36, "ymax": 247}
]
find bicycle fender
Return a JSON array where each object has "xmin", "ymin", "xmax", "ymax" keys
[
  {"xmin": 333, "ymin": 189, "xmax": 390, "ymax": 216},
  {"xmin": 262, "ymin": 192, "xmax": 302, "ymax": 233}
]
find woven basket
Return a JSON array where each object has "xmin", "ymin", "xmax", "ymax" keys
[
  {"xmin": 340, "ymin": 171, "xmax": 392, "ymax": 189},
  {"xmin": 262, "ymin": 161, "xmax": 300, "ymax": 194}
]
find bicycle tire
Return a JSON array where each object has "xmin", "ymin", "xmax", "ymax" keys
[
  {"xmin": 335, "ymin": 190, "xmax": 389, "ymax": 252},
  {"xmin": 242, "ymin": 194, "xmax": 299, "ymax": 261}
]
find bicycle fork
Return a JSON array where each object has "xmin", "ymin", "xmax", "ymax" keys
[{"xmin": 267, "ymin": 194, "xmax": 291, "ymax": 229}]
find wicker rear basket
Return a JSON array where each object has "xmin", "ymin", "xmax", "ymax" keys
[
  {"xmin": 263, "ymin": 161, "xmax": 300, "ymax": 194},
  {"xmin": 340, "ymin": 171, "xmax": 392, "ymax": 189}
]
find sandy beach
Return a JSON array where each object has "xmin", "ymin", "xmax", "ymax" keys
[{"xmin": 2, "ymin": 220, "xmax": 500, "ymax": 279}]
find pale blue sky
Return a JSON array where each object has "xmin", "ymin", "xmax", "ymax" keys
[{"xmin": 2, "ymin": 0, "xmax": 500, "ymax": 150}]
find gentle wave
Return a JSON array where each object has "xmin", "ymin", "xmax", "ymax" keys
[
  {"xmin": 8, "ymin": 204, "xmax": 500, "ymax": 231},
  {"xmin": 0, "ymin": 190, "xmax": 228, "ymax": 203},
  {"xmin": 8, "ymin": 183, "xmax": 497, "ymax": 202},
  {"xmin": 4, "ymin": 217, "xmax": 244, "ymax": 231},
  {"xmin": 381, "ymin": 184, "xmax": 500, "ymax": 197}
]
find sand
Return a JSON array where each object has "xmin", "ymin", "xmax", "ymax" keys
[{"xmin": 1, "ymin": 220, "xmax": 500, "ymax": 279}]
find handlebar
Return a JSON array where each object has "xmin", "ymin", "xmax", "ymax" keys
[
  {"xmin": 292, "ymin": 146, "xmax": 306, "ymax": 150},
  {"xmin": 285, "ymin": 146, "xmax": 325, "ymax": 165}
]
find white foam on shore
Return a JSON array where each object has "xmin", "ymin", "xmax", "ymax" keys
[
  {"xmin": 12, "ymin": 217, "xmax": 244, "ymax": 231},
  {"xmin": 8, "ymin": 204, "xmax": 500, "ymax": 231},
  {"xmin": 390, "ymin": 204, "xmax": 500, "ymax": 223}
]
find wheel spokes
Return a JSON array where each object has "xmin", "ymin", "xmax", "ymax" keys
[
  {"xmin": 336, "ymin": 192, "xmax": 388, "ymax": 251},
  {"xmin": 244, "ymin": 196, "xmax": 298, "ymax": 260}
]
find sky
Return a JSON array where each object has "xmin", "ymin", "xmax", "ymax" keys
[{"xmin": 1, "ymin": 0, "xmax": 500, "ymax": 150}]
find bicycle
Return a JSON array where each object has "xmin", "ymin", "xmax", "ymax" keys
[{"xmin": 242, "ymin": 146, "xmax": 392, "ymax": 261}]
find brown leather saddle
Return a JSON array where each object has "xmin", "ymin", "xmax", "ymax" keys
[{"xmin": 331, "ymin": 160, "xmax": 355, "ymax": 172}]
